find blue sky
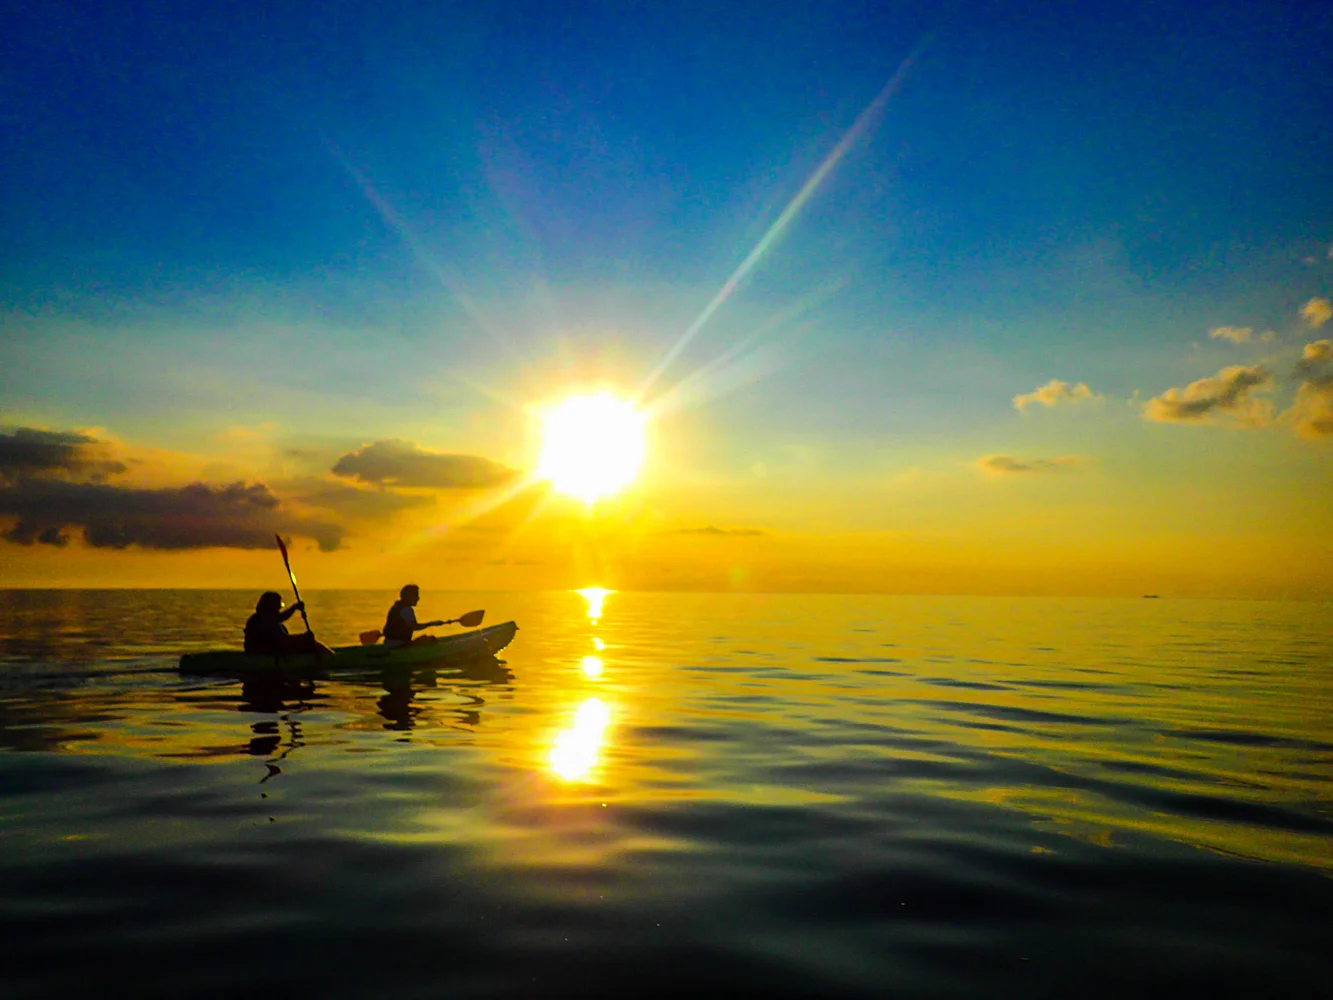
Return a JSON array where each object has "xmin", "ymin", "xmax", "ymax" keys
[{"xmin": 6, "ymin": 0, "xmax": 1328, "ymax": 306}]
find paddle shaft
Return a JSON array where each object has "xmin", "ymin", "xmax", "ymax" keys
[
  {"xmin": 358, "ymin": 609, "xmax": 483, "ymax": 645},
  {"xmin": 274, "ymin": 534, "xmax": 311, "ymax": 633}
]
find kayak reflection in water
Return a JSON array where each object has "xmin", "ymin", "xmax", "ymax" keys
[
  {"xmin": 243, "ymin": 591, "xmax": 334, "ymax": 662},
  {"xmin": 382, "ymin": 584, "xmax": 446, "ymax": 648}
]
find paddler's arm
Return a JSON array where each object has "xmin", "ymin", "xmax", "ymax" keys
[{"xmin": 277, "ymin": 601, "xmax": 305, "ymax": 623}]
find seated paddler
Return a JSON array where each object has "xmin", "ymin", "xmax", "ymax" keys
[
  {"xmin": 244, "ymin": 591, "xmax": 333, "ymax": 660},
  {"xmin": 382, "ymin": 584, "xmax": 446, "ymax": 647}
]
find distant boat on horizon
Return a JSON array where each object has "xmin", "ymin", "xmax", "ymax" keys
[{"xmin": 1142, "ymin": 594, "xmax": 1160, "ymax": 599}]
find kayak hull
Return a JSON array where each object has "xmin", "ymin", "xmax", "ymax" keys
[{"xmin": 178, "ymin": 621, "xmax": 518, "ymax": 676}]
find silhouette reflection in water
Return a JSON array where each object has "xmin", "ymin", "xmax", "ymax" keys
[
  {"xmin": 0, "ymin": 650, "xmax": 516, "ymax": 771},
  {"xmin": 233, "ymin": 655, "xmax": 515, "ymax": 762},
  {"xmin": 235, "ymin": 677, "xmax": 316, "ymax": 781}
]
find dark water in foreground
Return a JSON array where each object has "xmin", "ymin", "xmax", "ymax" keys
[{"xmin": 1, "ymin": 590, "xmax": 1330, "ymax": 998}]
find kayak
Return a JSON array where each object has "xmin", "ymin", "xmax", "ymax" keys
[{"xmin": 178, "ymin": 621, "xmax": 519, "ymax": 676}]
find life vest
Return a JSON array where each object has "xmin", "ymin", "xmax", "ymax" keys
[{"xmin": 382, "ymin": 600, "xmax": 414, "ymax": 644}]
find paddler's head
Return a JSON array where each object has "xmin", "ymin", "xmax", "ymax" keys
[
  {"xmin": 400, "ymin": 584, "xmax": 420, "ymax": 606},
  {"xmin": 256, "ymin": 591, "xmax": 283, "ymax": 614}
]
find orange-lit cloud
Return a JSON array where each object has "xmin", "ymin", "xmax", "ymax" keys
[
  {"xmin": 1285, "ymin": 340, "xmax": 1333, "ymax": 439},
  {"xmin": 1142, "ymin": 365, "xmax": 1272, "ymax": 426},
  {"xmin": 331, "ymin": 439, "xmax": 516, "ymax": 489},
  {"xmin": 1302, "ymin": 297, "xmax": 1331, "ymax": 328},
  {"xmin": 1294, "ymin": 338, "xmax": 1333, "ymax": 378},
  {"xmin": 1013, "ymin": 379, "xmax": 1101, "ymax": 411},
  {"xmin": 1208, "ymin": 326, "xmax": 1274, "ymax": 344},
  {"xmin": 977, "ymin": 454, "xmax": 1082, "ymax": 475},
  {"xmin": 1286, "ymin": 380, "xmax": 1333, "ymax": 439}
]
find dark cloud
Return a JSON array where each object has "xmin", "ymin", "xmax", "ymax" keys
[
  {"xmin": 1142, "ymin": 365, "xmax": 1272, "ymax": 425},
  {"xmin": 331, "ymin": 439, "xmax": 517, "ymax": 489},
  {"xmin": 0, "ymin": 479, "xmax": 342, "ymax": 551},
  {"xmin": 0, "ymin": 427, "xmax": 127, "ymax": 482},
  {"xmin": 666, "ymin": 526, "xmax": 767, "ymax": 536},
  {"xmin": 978, "ymin": 455, "xmax": 1081, "ymax": 475}
]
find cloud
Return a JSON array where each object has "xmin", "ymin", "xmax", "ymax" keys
[
  {"xmin": 977, "ymin": 455, "xmax": 1082, "ymax": 475},
  {"xmin": 1286, "ymin": 378, "xmax": 1333, "ymax": 439},
  {"xmin": 0, "ymin": 427, "xmax": 128, "ymax": 483},
  {"xmin": 1013, "ymin": 379, "xmax": 1102, "ymax": 411},
  {"xmin": 1142, "ymin": 365, "xmax": 1272, "ymax": 426},
  {"xmin": 1302, "ymin": 297, "xmax": 1332, "ymax": 329},
  {"xmin": 1208, "ymin": 326, "xmax": 1275, "ymax": 345},
  {"xmin": 0, "ymin": 479, "xmax": 343, "ymax": 551},
  {"xmin": 1294, "ymin": 338, "xmax": 1333, "ymax": 378},
  {"xmin": 331, "ymin": 439, "xmax": 517, "ymax": 489},
  {"xmin": 1285, "ymin": 340, "xmax": 1333, "ymax": 439},
  {"xmin": 666, "ymin": 526, "xmax": 767, "ymax": 536}
]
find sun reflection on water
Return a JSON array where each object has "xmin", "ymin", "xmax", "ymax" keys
[
  {"xmin": 577, "ymin": 588, "xmax": 611, "ymax": 622},
  {"xmin": 581, "ymin": 656, "xmax": 604, "ymax": 679},
  {"xmin": 549, "ymin": 697, "xmax": 611, "ymax": 782}
]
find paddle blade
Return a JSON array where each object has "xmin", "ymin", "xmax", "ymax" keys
[
  {"xmin": 457, "ymin": 609, "xmax": 485, "ymax": 628},
  {"xmin": 359, "ymin": 629, "xmax": 381, "ymax": 646},
  {"xmin": 274, "ymin": 534, "xmax": 298, "ymax": 589}
]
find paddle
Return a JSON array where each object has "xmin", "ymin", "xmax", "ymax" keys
[
  {"xmin": 359, "ymin": 609, "xmax": 485, "ymax": 646},
  {"xmin": 274, "ymin": 534, "xmax": 311, "ymax": 635}
]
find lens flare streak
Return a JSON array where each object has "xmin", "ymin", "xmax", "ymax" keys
[{"xmin": 638, "ymin": 40, "xmax": 930, "ymax": 401}]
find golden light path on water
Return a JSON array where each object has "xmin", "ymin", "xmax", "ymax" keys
[
  {"xmin": 577, "ymin": 587, "xmax": 611, "ymax": 622},
  {"xmin": 537, "ymin": 587, "xmax": 617, "ymax": 782},
  {"xmin": 548, "ymin": 697, "xmax": 613, "ymax": 782}
]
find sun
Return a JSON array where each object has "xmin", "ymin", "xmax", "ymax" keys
[{"xmin": 536, "ymin": 392, "xmax": 646, "ymax": 503}]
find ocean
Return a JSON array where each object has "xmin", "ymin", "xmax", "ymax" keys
[{"xmin": 1, "ymin": 589, "xmax": 1330, "ymax": 997}]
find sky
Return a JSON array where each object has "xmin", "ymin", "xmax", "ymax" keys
[{"xmin": 2, "ymin": 0, "xmax": 1331, "ymax": 597}]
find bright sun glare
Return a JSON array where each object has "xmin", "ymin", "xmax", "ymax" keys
[{"xmin": 536, "ymin": 392, "xmax": 646, "ymax": 503}]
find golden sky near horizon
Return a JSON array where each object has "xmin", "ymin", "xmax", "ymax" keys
[{"xmin": 4, "ymin": 301, "xmax": 1331, "ymax": 599}]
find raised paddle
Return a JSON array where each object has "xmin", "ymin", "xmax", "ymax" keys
[
  {"xmin": 359, "ymin": 609, "xmax": 485, "ymax": 646},
  {"xmin": 274, "ymin": 533, "xmax": 311, "ymax": 634}
]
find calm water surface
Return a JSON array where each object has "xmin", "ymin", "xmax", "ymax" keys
[{"xmin": 1, "ymin": 590, "xmax": 1331, "ymax": 997}]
